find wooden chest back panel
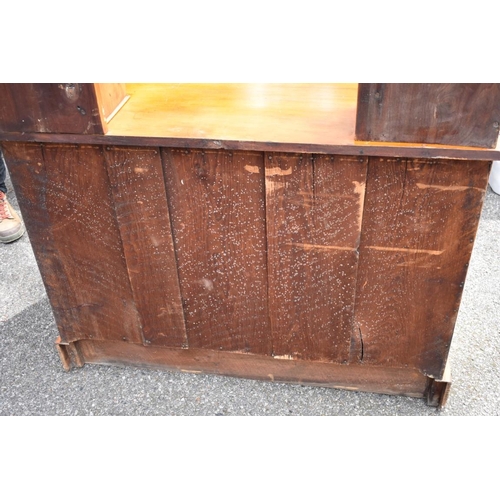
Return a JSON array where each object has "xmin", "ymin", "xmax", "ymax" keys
[{"xmin": 3, "ymin": 143, "xmax": 489, "ymax": 378}]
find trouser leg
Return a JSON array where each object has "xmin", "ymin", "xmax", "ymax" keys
[{"xmin": 0, "ymin": 149, "xmax": 7, "ymax": 194}]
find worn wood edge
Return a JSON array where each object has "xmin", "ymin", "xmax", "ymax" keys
[
  {"xmin": 56, "ymin": 336, "xmax": 85, "ymax": 371},
  {"xmin": 424, "ymin": 361, "xmax": 452, "ymax": 408},
  {"xmin": 1, "ymin": 132, "xmax": 500, "ymax": 161},
  {"xmin": 54, "ymin": 338, "xmax": 438, "ymax": 400}
]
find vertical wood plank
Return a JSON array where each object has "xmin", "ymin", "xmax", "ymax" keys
[
  {"xmin": 354, "ymin": 157, "xmax": 490, "ymax": 377},
  {"xmin": 3, "ymin": 142, "xmax": 143, "ymax": 344},
  {"xmin": 103, "ymin": 146, "xmax": 187, "ymax": 347},
  {"xmin": 161, "ymin": 148, "xmax": 271, "ymax": 354},
  {"xmin": 265, "ymin": 153, "xmax": 368, "ymax": 362}
]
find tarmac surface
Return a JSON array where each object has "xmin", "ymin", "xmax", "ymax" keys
[{"xmin": 1, "ymin": 168, "xmax": 499, "ymax": 416}]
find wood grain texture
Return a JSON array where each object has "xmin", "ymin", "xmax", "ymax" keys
[
  {"xmin": 107, "ymin": 83, "xmax": 358, "ymax": 145},
  {"xmin": 265, "ymin": 153, "xmax": 367, "ymax": 362},
  {"xmin": 3, "ymin": 131, "xmax": 500, "ymax": 161},
  {"xmin": 356, "ymin": 83, "xmax": 500, "ymax": 148},
  {"xmin": 3, "ymin": 142, "xmax": 143, "ymax": 344},
  {"xmin": 161, "ymin": 148, "xmax": 271, "ymax": 354},
  {"xmin": 353, "ymin": 157, "xmax": 490, "ymax": 378},
  {"xmin": 73, "ymin": 339, "xmax": 432, "ymax": 400},
  {"xmin": 0, "ymin": 84, "xmax": 105, "ymax": 134},
  {"xmin": 103, "ymin": 146, "xmax": 187, "ymax": 347},
  {"xmin": 94, "ymin": 83, "xmax": 128, "ymax": 124}
]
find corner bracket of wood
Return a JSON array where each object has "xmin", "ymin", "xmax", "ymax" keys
[
  {"xmin": 55, "ymin": 337, "xmax": 85, "ymax": 371},
  {"xmin": 424, "ymin": 362, "xmax": 452, "ymax": 408}
]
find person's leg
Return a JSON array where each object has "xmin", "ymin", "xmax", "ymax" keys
[
  {"xmin": 0, "ymin": 149, "xmax": 25, "ymax": 243},
  {"xmin": 0, "ymin": 148, "xmax": 6, "ymax": 194}
]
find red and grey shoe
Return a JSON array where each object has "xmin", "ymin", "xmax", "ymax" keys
[{"xmin": 0, "ymin": 191, "xmax": 25, "ymax": 243}]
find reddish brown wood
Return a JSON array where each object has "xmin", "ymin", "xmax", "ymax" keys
[
  {"xmin": 265, "ymin": 153, "xmax": 367, "ymax": 362},
  {"xmin": 103, "ymin": 146, "xmax": 187, "ymax": 347},
  {"xmin": 0, "ymin": 84, "xmax": 105, "ymax": 135},
  {"xmin": 356, "ymin": 83, "xmax": 500, "ymax": 148},
  {"xmin": 56, "ymin": 337, "xmax": 84, "ymax": 370},
  {"xmin": 425, "ymin": 362, "xmax": 451, "ymax": 408},
  {"xmin": 68, "ymin": 338, "xmax": 432, "ymax": 400},
  {"xmin": 353, "ymin": 157, "xmax": 490, "ymax": 378},
  {"xmin": 161, "ymin": 148, "xmax": 271, "ymax": 354},
  {"xmin": 3, "ymin": 142, "xmax": 144, "ymax": 344},
  {"xmin": 1, "ymin": 131, "xmax": 500, "ymax": 161}
]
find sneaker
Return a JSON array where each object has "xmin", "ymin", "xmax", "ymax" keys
[
  {"xmin": 0, "ymin": 191, "xmax": 25, "ymax": 243},
  {"xmin": 489, "ymin": 161, "xmax": 500, "ymax": 195}
]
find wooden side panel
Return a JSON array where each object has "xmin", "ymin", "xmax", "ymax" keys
[
  {"xmin": 0, "ymin": 84, "xmax": 105, "ymax": 135},
  {"xmin": 94, "ymin": 84, "xmax": 128, "ymax": 124},
  {"xmin": 103, "ymin": 146, "xmax": 187, "ymax": 347},
  {"xmin": 161, "ymin": 148, "xmax": 271, "ymax": 354},
  {"xmin": 354, "ymin": 157, "xmax": 490, "ymax": 378},
  {"xmin": 3, "ymin": 142, "xmax": 143, "ymax": 344},
  {"xmin": 265, "ymin": 153, "xmax": 367, "ymax": 362},
  {"xmin": 356, "ymin": 83, "xmax": 500, "ymax": 148}
]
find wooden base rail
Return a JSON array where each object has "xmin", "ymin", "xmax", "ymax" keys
[{"xmin": 55, "ymin": 337, "xmax": 451, "ymax": 408}]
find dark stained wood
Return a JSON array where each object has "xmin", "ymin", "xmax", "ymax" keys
[
  {"xmin": 2, "ymin": 131, "xmax": 500, "ymax": 161},
  {"xmin": 71, "ymin": 338, "xmax": 432, "ymax": 400},
  {"xmin": 103, "ymin": 146, "xmax": 187, "ymax": 347},
  {"xmin": 425, "ymin": 361, "xmax": 451, "ymax": 408},
  {"xmin": 353, "ymin": 157, "xmax": 491, "ymax": 378},
  {"xmin": 3, "ymin": 142, "xmax": 144, "ymax": 344},
  {"xmin": 356, "ymin": 83, "xmax": 500, "ymax": 148},
  {"xmin": 161, "ymin": 148, "xmax": 271, "ymax": 354},
  {"xmin": 265, "ymin": 153, "xmax": 367, "ymax": 362},
  {"xmin": 0, "ymin": 84, "xmax": 105, "ymax": 134}
]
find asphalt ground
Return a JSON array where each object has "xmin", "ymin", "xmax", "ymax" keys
[{"xmin": 1, "ymin": 168, "xmax": 500, "ymax": 416}]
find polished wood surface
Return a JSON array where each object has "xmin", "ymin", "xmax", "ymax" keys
[
  {"xmin": 107, "ymin": 83, "xmax": 358, "ymax": 145},
  {"xmin": 101, "ymin": 83, "xmax": 500, "ymax": 161}
]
